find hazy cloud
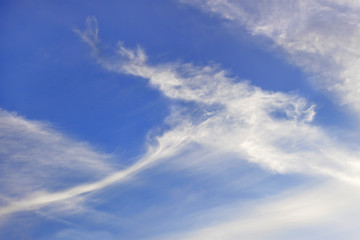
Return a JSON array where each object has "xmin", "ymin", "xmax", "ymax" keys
[
  {"xmin": 181, "ymin": 0, "xmax": 360, "ymax": 115},
  {"xmin": 0, "ymin": 109, "xmax": 114, "ymax": 215},
  {"xmin": 75, "ymin": 17, "xmax": 360, "ymax": 183},
  {"xmin": 3, "ymin": 15, "xmax": 360, "ymax": 237}
]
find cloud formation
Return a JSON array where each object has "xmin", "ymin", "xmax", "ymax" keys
[
  {"xmin": 0, "ymin": 109, "xmax": 114, "ymax": 215},
  {"xmin": 2, "ymin": 16, "xmax": 360, "ymax": 239},
  {"xmin": 76, "ymin": 17, "xmax": 360, "ymax": 183},
  {"xmin": 181, "ymin": 0, "xmax": 360, "ymax": 115},
  {"xmin": 0, "ymin": 108, "xmax": 188, "ymax": 216},
  {"xmin": 169, "ymin": 181, "xmax": 360, "ymax": 240},
  {"xmin": 74, "ymin": 17, "xmax": 360, "ymax": 237}
]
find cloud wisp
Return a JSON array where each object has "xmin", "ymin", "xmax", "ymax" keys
[
  {"xmin": 166, "ymin": 180, "xmax": 360, "ymax": 240},
  {"xmin": 0, "ymin": 109, "xmax": 188, "ymax": 216},
  {"xmin": 0, "ymin": 109, "xmax": 113, "ymax": 215},
  {"xmin": 2, "ymin": 15, "xmax": 360, "ymax": 229},
  {"xmin": 182, "ymin": 0, "xmax": 360, "ymax": 115},
  {"xmin": 76, "ymin": 17, "xmax": 360, "ymax": 183}
]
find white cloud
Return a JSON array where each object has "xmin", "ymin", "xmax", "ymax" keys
[
  {"xmin": 181, "ymin": 0, "xmax": 360, "ymax": 115},
  {"xmin": 74, "ymin": 17, "xmax": 360, "ymax": 238},
  {"xmin": 0, "ymin": 109, "xmax": 189, "ymax": 216},
  {"xmin": 75, "ymin": 17, "xmax": 360, "ymax": 183},
  {"xmin": 0, "ymin": 109, "xmax": 114, "ymax": 215},
  {"xmin": 165, "ymin": 180, "xmax": 360, "ymax": 240},
  {"xmin": 3, "ymin": 14, "xmax": 360, "ymax": 234}
]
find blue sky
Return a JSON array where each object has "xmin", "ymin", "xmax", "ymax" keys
[{"xmin": 1, "ymin": 0, "xmax": 360, "ymax": 239}]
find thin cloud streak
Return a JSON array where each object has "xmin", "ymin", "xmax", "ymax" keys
[
  {"xmin": 76, "ymin": 17, "xmax": 360, "ymax": 183},
  {"xmin": 0, "ymin": 109, "xmax": 114, "ymax": 215},
  {"xmin": 168, "ymin": 181, "xmax": 360, "ymax": 240},
  {"xmin": 182, "ymin": 0, "xmax": 360, "ymax": 115},
  {"xmin": 3, "ymin": 14, "xmax": 360, "ymax": 221},
  {"xmin": 0, "ymin": 117, "xmax": 189, "ymax": 216}
]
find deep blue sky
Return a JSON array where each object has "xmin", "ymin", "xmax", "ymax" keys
[
  {"xmin": 0, "ymin": 0, "xmax": 323, "ymax": 155},
  {"xmin": 1, "ymin": 1, "xmax": 359, "ymax": 239}
]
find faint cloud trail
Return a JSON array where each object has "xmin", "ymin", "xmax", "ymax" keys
[
  {"xmin": 3, "ymin": 14, "xmax": 360, "ymax": 218},
  {"xmin": 73, "ymin": 17, "xmax": 360, "ymax": 185},
  {"xmin": 182, "ymin": 0, "xmax": 360, "ymax": 115},
  {"xmin": 0, "ymin": 160, "xmax": 142, "ymax": 216},
  {"xmin": 0, "ymin": 132, "xmax": 188, "ymax": 216},
  {"xmin": 0, "ymin": 127, "xmax": 189, "ymax": 216}
]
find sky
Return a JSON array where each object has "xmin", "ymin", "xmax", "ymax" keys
[{"xmin": 1, "ymin": 0, "xmax": 360, "ymax": 239}]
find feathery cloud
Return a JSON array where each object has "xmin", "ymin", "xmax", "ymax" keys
[
  {"xmin": 0, "ymin": 109, "xmax": 114, "ymax": 215},
  {"xmin": 169, "ymin": 181, "xmax": 360, "ymax": 240},
  {"xmin": 3, "ymin": 15, "xmax": 360, "ymax": 228},
  {"xmin": 75, "ymin": 17, "xmax": 360, "ymax": 183},
  {"xmin": 181, "ymin": 0, "xmax": 360, "ymax": 115}
]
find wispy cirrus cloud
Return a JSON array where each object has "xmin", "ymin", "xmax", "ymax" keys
[
  {"xmin": 0, "ymin": 107, "xmax": 189, "ymax": 216},
  {"xmin": 73, "ymin": 17, "xmax": 360, "ymax": 238},
  {"xmin": 2, "ymin": 16, "xmax": 360, "ymax": 240},
  {"xmin": 165, "ymin": 180, "xmax": 360, "ymax": 240},
  {"xmin": 75, "ymin": 17, "xmax": 360, "ymax": 183},
  {"xmin": 0, "ymin": 109, "xmax": 114, "ymax": 215},
  {"xmin": 181, "ymin": 0, "xmax": 360, "ymax": 115}
]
